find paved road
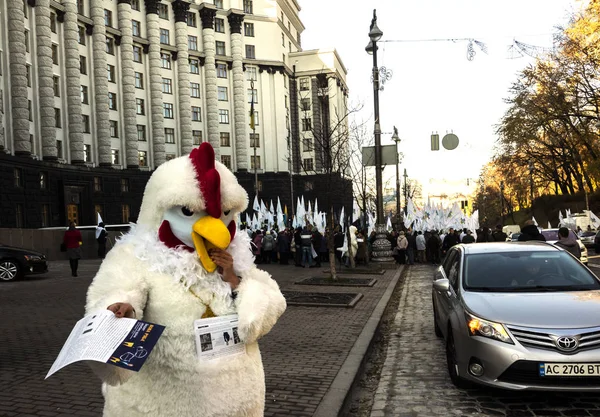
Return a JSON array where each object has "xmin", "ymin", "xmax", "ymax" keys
[{"xmin": 371, "ymin": 264, "xmax": 600, "ymax": 417}]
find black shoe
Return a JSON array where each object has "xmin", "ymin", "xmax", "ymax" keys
[{"xmin": 72, "ymin": 272, "xmax": 77, "ymax": 277}]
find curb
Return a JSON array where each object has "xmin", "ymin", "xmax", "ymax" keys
[{"xmin": 312, "ymin": 265, "xmax": 404, "ymax": 417}]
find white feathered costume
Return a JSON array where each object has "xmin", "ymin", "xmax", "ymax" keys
[{"xmin": 85, "ymin": 143, "xmax": 286, "ymax": 417}]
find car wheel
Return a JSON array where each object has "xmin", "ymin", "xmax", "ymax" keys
[
  {"xmin": 446, "ymin": 328, "xmax": 469, "ymax": 389},
  {"xmin": 0, "ymin": 260, "xmax": 21, "ymax": 281},
  {"xmin": 432, "ymin": 297, "xmax": 443, "ymax": 337}
]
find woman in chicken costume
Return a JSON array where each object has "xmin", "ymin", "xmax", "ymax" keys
[{"xmin": 85, "ymin": 143, "xmax": 286, "ymax": 417}]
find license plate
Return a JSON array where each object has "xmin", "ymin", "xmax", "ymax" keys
[{"xmin": 540, "ymin": 363, "xmax": 600, "ymax": 377}]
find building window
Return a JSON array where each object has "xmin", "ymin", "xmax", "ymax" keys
[
  {"xmin": 246, "ymin": 66, "xmax": 257, "ymax": 81},
  {"xmin": 122, "ymin": 204, "xmax": 130, "ymax": 223},
  {"xmin": 304, "ymin": 181, "xmax": 314, "ymax": 191},
  {"xmin": 106, "ymin": 37, "xmax": 115, "ymax": 54},
  {"xmin": 137, "ymin": 125, "xmax": 146, "ymax": 141},
  {"xmin": 221, "ymin": 155, "xmax": 231, "ymax": 169},
  {"xmin": 107, "ymin": 64, "xmax": 116, "ymax": 82},
  {"xmin": 302, "ymin": 118, "xmax": 312, "ymax": 131},
  {"xmin": 133, "ymin": 46, "xmax": 142, "ymax": 63},
  {"xmin": 82, "ymin": 114, "xmax": 90, "ymax": 132},
  {"xmin": 300, "ymin": 78, "xmax": 310, "ymax": 91},
  {"xmin": 282, "ymin": 33, "xmax": 285, "ymax": 46},
  {"xmin": 104, "ymin": 9, "xmax": 112, "ymax": 27},
  {"xmin": 187, "ymin": 12, "xmax": 196, "ymax": 27},
  {"xmin": 164, "ymin": 128, "xmax": 175, "ymax": 143},
  {"xmin": 248, "ymin": 88, "xmax": 258, "ymax": 103},
  {"xmin": 192, "ymin": 130, "xmax": 202, "ymax": 145},
  {"xmin": 132, "ymin": 0, "xmax": 139, "ymax": 11},
  {"xmin": 215, "ymin": 41, "xmax": 226, "ymax": 56},
  {"xmin": 77, "ymin": 0, "xmax": 84, "ymax": 14},
  {"xmin": 215, "ymin": 18, "xmax": 225, "ymax": 33},
  {"xmin": 217, "ymin": 63, "xmax": 227, "ymax": 78},
  {"xmin": 55, "ymin": 108, "xmax": 61, "ymax": 128},
  {"xmin": 218, "ymin": 86, "xmax": 228, "ymax": 101},
  {"xmin": 111, "ymin": 149, "xmax": 119, "ymax": 164},
  {"xmin": 244, "ymin": 22, "xmax": 254, "ymax": 37},
  {"xmin": 138, "ymin": 151, "xmax": 147, "ymax": 166},
  {"xmin": 136, "ymin": 98, "xmax": 145, "ymax": 115},
  {"xmin": 158, "ymin": 3, "xmax": 168, "ymax": 19},
  {"xmin": 41, "ymin": 204, "xmax": 50, "ymax": 227},
  {"xmin": 57, "ymin": 140, "xmax": 63, "ymax": 158},
  {"xmin": 250, "ymin": 133, "xmax": 260, "ymax": 148},
  {"xmin": 190, "ymin": 82, "xmax": 200, "ymax": 98},
  {"xmin": 84, "ymin": 144, "xmax": 91, "ymax": 161},
  {"xmin": 303, "ymin": 137, "xmax": 312, "ymax": 152},
  {"xmin": 162, "ymin": 78, "xmax": 172, "ymax": 94},
  {"xmin": 160, "ymin": 28, "xmax": 170, "ymax": 45},
  {"xmin": 93, "ymin": 176, "xmax": 102, "ymax": 192},
  {"xmin": 166, "ymin": 153, "xmax": 176, "ymax": 161},
  {"xmin": 250, "ymin": 155, "xmax": 260, "ymax": 169},
  {"xmin": 289, "ymin": 41, "xmax": 292, "ymax": 53},
  {"xmin": 108, "ymin": 92, "xmax": 117, "ymax": 110},
  {"xmin": 188, "ymin": 35, "xmax": 198, "ymax": 51},
  {"xmin": 79, "ymin": 56, "xmax": 87, "ymax": 74},
  {"xmin": 110, "ymin": 120, "xmax": 118, "ymax": 138},
  {"xmin": 132, "ymin": 20, "xmax": 141, "ymax": 37},
  {"xmin": 190, "ymin": 59, "xmax": 199, "ymax": 74},
  {"xmin": 50, "ymin": 12, "xmax": 57, "ymax": 33},
  {"xmin": 39, "ymin": 172, "xmax": 47, "ymax": 189},
  {"xmin": 78, "ymin": 26, "xmax": 86, "ymax": 45},
  {"xmin": 164, "ymin": 103, "xmax": 174, "ymax": 118},
  {"xmin": 121, "ymin": 178, "xmax": 129, "ymax": 192},
  {"xmin": 220, "ymin": 132, "xmax": 230, "ymax": 147},
  {"xmin": 243, "ymin": 0, "xmax": 253, "ymax": 14},
  {"xmin": 25, "ymin": 65, "xmax": 31, "ymax": 86},
  {"xmin": 81, "ymin": 85, "xmax": 89, "ymax": 104},
  {"xmin": 25, "ymin": 30, "xmax": 30, "ymax": 53},
  {"xmin": 214, "ymin": 0, "xmax": 223, "ymax": 8},
  {"xmin": 51, "ymin": 44, "xmax": 58, "ymax": 64},
  {"xmin": 28, "ymin": 100, "xmax": 32, "ymax": 121},
  {"xmin": 245, "ymin": 45, "xmax": 255, "ymax": 59},
  {"xmin": 192, "ymin": 106, "xmax": 201, "ymax": 121},
  {"xmin": 219, "ymin": 109, "xmax": 229, "ymax": 124},
  {"xmin": 301, "ymin": 98, "xmax": 311, "ymax": 111},
  {"xmin": 52, "ymin": 76, "xmax": 60, "ymax": 97},
  {"xmin": 135, "ymin": 72, "xmax": 143, "ymax": 89},
  {"xmin": 16, "ymin": 204, "xmax": 24, "ymax": 228},
  {"xmin": 14, "ymin": 168, "xmax": 22, "ymax": 187},
  {"xmin": 161, "ymin": 53, "xmax": 171, "ymax": 69},
  {"xmin": 303, "ymin": 158, "xmax": 314, "ymax": 171}
]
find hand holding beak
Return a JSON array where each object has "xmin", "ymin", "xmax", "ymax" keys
[{"xmin": 209, "ymin": 249, "xmax": 240, "ymax": 290}]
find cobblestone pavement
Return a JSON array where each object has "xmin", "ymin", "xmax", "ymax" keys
[
  {"xmin": 0, "ymin": 258, "xmax": 397, "ymax": 417},
  {"xmin": 370, "ymin": 264, "xmax": 600, "ymax": 417}
]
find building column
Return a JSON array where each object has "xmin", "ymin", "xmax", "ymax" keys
[
  {"xmin": 0, "ymin": 92, "xmax": 5, "ymax": 151},
  {"xmin": 91, "ymin": 0, "xmax": 110, "ymax": 166},
  {"xmin": 118, "ymin": 0, "xmax": 139, "ymax": 168},
  {"xmin": 199, "ymin": 5, "xmax": 219, "ymax": 156},
  {"xmin": 228, "ymin": 11, "xmax": 247, "ymax": 171},
  {"xmin": 7, "ymin": 0, "xmax": 30, "ymax": 156},
  {"xmin": 172, "ymin": 0, "xmax": 192, "ymax": 155},
  {"xmin": 63, "ymin": 0, "xmax": 84, "ymax": 163},
  {"xmin": 35, "ymin": 0, "xmax": 57, "ymax": 160},
  {"xmin": 145, "ymin": 0, "xmax": 165, "ymax": 167}
]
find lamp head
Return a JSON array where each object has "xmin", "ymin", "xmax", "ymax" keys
[
  {"xmin": 392, "ymin": 126, "xmax": 400, "ymax": 143},
  {"xmin": 369, "ymin": 10, "xmax": 383, "ymax": 42},
  {"xmin": 365, "ymin": 40, "xmax": 376, "ymax": 55}
]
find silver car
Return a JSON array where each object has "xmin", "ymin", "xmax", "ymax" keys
[{"xmin": 432, "ymin": 242, "xmax": 600, "ymax": 391}]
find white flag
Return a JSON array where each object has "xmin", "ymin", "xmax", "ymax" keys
[
  {"xmin": 532, "ymin": 216, "xmax": 538, "ymax": 226},
  {"xmin": 253, "ymin": 196, "xmax": 260, "ymax": 212}
]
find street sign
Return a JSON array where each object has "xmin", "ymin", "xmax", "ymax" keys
[{"xmin": 362, "ymin": 145, "xmax": 398, "ymax": 167}]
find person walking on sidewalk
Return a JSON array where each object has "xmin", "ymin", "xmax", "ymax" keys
[
  {"xmin": 396, "ymin": 231, "xmax": 408, "ymax": 264},
  {"xmin": 63, "ymin": 222, "xmax": 82, "ymax": 277},
  {"xmin": 416, "ymin": 231, "xmax": 426, "ymax": 263}
]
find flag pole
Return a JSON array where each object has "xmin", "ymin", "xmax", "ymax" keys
[{"xmin": 250, "ymin": 79, "xmax": 258, "ymax": 201}]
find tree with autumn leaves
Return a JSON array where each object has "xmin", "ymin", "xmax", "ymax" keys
[{"xmin": 476, "ymin": 0, "xmax": 600, "ymax": 221}]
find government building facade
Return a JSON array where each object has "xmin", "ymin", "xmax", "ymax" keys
[{"xmin": 0, "ymin": 0, "xmax": 352, "ymax": 228}]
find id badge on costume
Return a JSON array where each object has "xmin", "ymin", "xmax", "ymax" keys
[{"xmin": 193, "ymin": 314, "xmax": 246, "ymax": 361}]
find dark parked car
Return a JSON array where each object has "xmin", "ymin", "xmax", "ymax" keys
[
  {"xmin": 594, "ymin": 230, "xmax": 600, "ymax": 253},
  {"xmin": 0, "ymin": 244, "xmax": 48, "ymax": 281}
]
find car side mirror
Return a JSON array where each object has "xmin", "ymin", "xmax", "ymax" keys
[{"xmin": 433, "ymin": 278, "xmax": 450, "ymax": 292}]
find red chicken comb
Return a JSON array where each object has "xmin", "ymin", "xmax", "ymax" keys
[{"xmin": 189, "ymin": 143, "xmax": 221, "ymax": 218}]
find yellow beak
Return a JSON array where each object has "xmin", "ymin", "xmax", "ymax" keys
[{"xmin": 191, "ymin": 216, "xmax": 231, "ymax": 273}]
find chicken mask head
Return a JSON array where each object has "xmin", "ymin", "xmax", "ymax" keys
[{"xmin": 137, "ymin": 143, "xmax": 248, "ymax": 273}]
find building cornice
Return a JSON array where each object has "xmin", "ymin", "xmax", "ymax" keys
[
  {"xmin": 172, "ymin": 0, "xmax": 190, "ymax": 23},
  {"xmin": 199, "ymin": 4, "xmax": 217, "ymax": 29}
]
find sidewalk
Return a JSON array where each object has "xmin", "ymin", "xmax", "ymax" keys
[{"xmin": 0, "ymin": 259, "xmax": 402, "ymax": 417}]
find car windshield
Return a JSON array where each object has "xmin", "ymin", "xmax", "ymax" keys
[
  {"xmin": 463, "ymin": 251, "xmax": 600, "ymax": 292},
  {"xmin": 581, "ymin": 231, "xmax": 595, "ymax": 237},
  {"xmin": 541, "ymin": 229, "xmax": 577, "ymax": 241}
]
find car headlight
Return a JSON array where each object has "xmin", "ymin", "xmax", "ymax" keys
[
  {"xmin": 24, "ymin": 255, "xmax": 42, "ymax": 261},
  {"xmin": 465, "ymin": 312, "xmax": 513, "ymax": 344}
]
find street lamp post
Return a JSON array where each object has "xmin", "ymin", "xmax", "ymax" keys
[
  {"xmin": 392, "ymin": 127, "xmax": 401, "ymax": 227},
  {"xmin": 500, "ymin": 181, "xmax": 505, "ymax": 224},
  {"xmin": 403, "ymin": 168, "xmax": 408, "ymax": 215},
  {"xmin": 528, "ymin": 161, "xmax": 534, "ymax": 204},
  {"xmin": 366, "ymin": 9, "xmax": 393, "ymax": 262}
]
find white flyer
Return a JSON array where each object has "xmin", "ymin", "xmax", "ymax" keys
[
  {"xmin": 46, "ymin": 309, "xmax": 165, "ymax": 379},
  {"xmin": 194, "ymin": 314, "xmax": 245, "ymax": 361}
]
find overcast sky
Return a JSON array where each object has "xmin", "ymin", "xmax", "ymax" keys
[{"xmin": 299, "ymin": 0, "xmax": 584, "ymax": 199}]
